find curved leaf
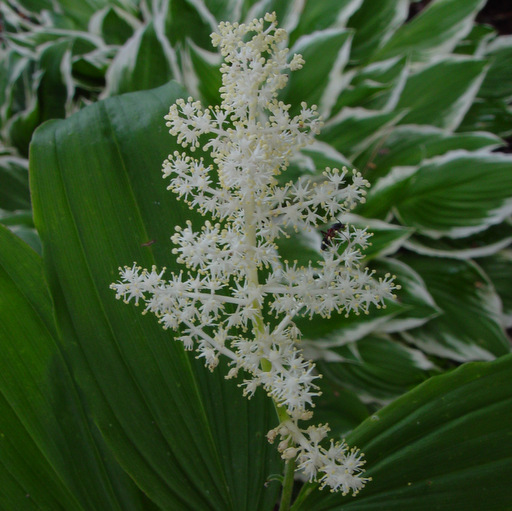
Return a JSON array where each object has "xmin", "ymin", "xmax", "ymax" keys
[
  {"xmin": 374, "ymin": 0, "xmax": 486, "ymax": 62},
  {"xmin": 30, "ymin": 82, "xmax": 281, "ymax": 510},
  {"xmin": 0, "ymin": 225, "xmax": 150, "ymax": 511},
  {"xmin": 298, "ymin": 353, "xmax": 512, "ymax": 510},
  {"xmin": 399, "ymin": 254, "xmax": 510, "ymax": 362}
]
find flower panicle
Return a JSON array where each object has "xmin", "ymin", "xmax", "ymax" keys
[{"xmin": 111, "ymin": 12, "xmax": 400, "ymax": 495}]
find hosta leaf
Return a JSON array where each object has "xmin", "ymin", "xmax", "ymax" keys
[
  {"xmin": 317, "ymin": 335, "xmax": 436, "ymax": 404},
  {"xmin": 286, "ymin": 29, "xmax": 352, "ymax": 116},
  {"xmin": 289, "ymin": 0, "xmax": 363, "ymax": 45},
  {"xmin": 479, "ymin": 35, "xmax": 512, "ymax": 99},
  {"xmin": 29, "ymin": 82, "xmax": 280, "ymax": 511},
  {"xmin": 453, "ymin": 23, "xmax": 496, "ymax": 56},
  {"xmin": 347, "ymin": 0, "xmax": 409, "ymax": 63},
  {"xmin": 395, "ymin": 57, "xmax": 488, "ymax": 130},
  {"xmin": 403, "ymin": 221, "xmax": 512, "ymax": 260},
  {"xmin": 477, "ymin": 250, "xmax": 512, "ymax": 328},
  {"xmin": 298, "ymin": 353, "xmax": 512, "ymax": 510},
  {"xmin": 184, "ymin": 40, "xmax": 222, "ymax": 105},
  {"xmin": 164, "ymin": 0, "xmax": 213, "ymax": 49},
  {"xmin": 369, "ymin": 257, "xmax": 440, "ymax": 333},
  {"xmin": 0, "ymin": 156, "xmax": 30, "ymax": 211},
  {"xmin": 365, "ymin": 151, "xmax": 512, "ymax": 237},
  {"xmin": 374, "ymin": 0, "xmax": 486, "ymax": 62},
  {"xmin": 458, "ymin": 97, "xmax": 512, "ymax": 138},
  {"xmin": 319, "ymin": 108, "xmax": 402, "ymax": 159},
  {"xmin": 0, "ymin": 225, "xmax": 151, "ymax": 511},
  {"xmin": 104, "ymin": 21, "xmax": 173, "ymax": 97},
  {"xmin": 354, "ymin": 125, "xmax": 502, "ymax": 182},
  {"xmin": 89, "ymin": 6, "xmax": 136, "ymax": 46},
  {"xmin": 299, "ymin": 256, "xmax": 438, "ymax": 347},
  {"xmin": 333, "ymin": 56, "xmax": 408, "ymax": 114},
  {"xmin": 399, "ymin": 254, "xmax": 510, "ymax": 362},
  {"xmin": 202, "ymin": 0, "xmax": 242, "ymax": 23},
  {"xmin": 339, "ymin": 214, "xmax": 413, "ymax": 261}
]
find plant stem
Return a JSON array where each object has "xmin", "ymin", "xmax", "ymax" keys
[{"xmin": 278, "ymin": 455, "xmax": 297, "ymax": 511}]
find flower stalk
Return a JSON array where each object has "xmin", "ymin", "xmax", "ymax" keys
[{"xmin": 111, "ymin": 12, "xmax": 398, "ymax": 501}]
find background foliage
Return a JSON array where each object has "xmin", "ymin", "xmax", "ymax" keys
[{"xmin": 1, "ymin": 0, "xmax": 511, "ymax": 509}]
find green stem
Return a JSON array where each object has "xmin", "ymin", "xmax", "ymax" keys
[
  {"xmin": 243, "ymin": 188, "xmax": 298, "ymax": 510},
  {"xmin": 278, "ymin": 455, "xmax": 297, "ymax": 511}
]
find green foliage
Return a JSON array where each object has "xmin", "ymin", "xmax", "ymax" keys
[{"xmin": 1, "ymin": 0, "xmax": 511, "ymax": 509}]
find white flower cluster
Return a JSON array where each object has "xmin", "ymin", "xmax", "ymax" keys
[{"xmin": 111, "ymin": 12, "xmax": 397, "ymax": 495}]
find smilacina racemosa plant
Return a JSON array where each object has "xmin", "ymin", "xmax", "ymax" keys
[{"xmin": 111, "ymin": 12, "xmax": 398, "ymax": 497}]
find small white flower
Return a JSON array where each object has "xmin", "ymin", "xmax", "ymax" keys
[{"xmin": 111, "ymin": 12, "xmax": 398, "ymax": 494}]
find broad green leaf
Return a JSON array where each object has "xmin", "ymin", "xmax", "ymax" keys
[
  {"xmin": 477, "ymin": 250, "xmax": 512, "ymax": 328},
  {"xmin": 286, "ymin": 29, "xmax": 352, "ymax": 116},
  {"xmin": 30, "ymin": 82, "xmax": 281, "ymax": 511},
  {"xmin": 374, "ymin": 0, "xmax": 486, "ymax": 62},
  {"xmin": 365, "ymin": 151, "xmax": 512, "ymax": 237},
  {"xmin": 104, "ymin": 21, "xmax": 173, "ymax": 97},
  {"xmin": 354, "ymin": 125, "xmax": 502, "ymax": 183},
  {"xmin": 395, "ymin": 57, "xmax": 488, "ymax": 130},
  {"xmin": 400, "ymin": 255, "xmax": 510, "ymax": 362},
  {"xmin": 313, "ymin": 381, "xmax": 369, "ymax": 439},
  {"xmin": 298, "ymin": 354, "xmax": 512, "ymax": 510},
  {"xmin": 347, "ymin": 0, "xmax": 409, "ymax": 63},
  {"xmin": 317, "ymin": 335, "xmax": 436, "ymax": 404},
  {"xmin": 0, "ymin": 225, "xmax": 151, "ymax": 511}
]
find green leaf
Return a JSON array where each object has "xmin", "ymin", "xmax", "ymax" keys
[
  {"xmin": 366, "ymin": 151, "xmax": 512, "ymax": 238},
  {"xmin": 313, "ymin": 380, "xmax": 369, "ymax": 438},
  {"xmin": 289, "ymin": 0, "xmax": 363, "ymax": 45},
  {"xmin": 104, "ymin": 22, "xmax": 173, "ymax": 97},
  {"xmin": 0, "ymin": 225, "xmax": 151, "ymax": 511},
  {"xmin": 477, "ymin": 250, "xmax": 512, "ymax": 328},
  {"xmin": 299, "ymin": 354, "xmax": 512, "ymax": 510},
  {"xmin": 395, "ymin": 57, "xmax": 488, "ymax": 130},
  {"xmin": 0, "ymin": 156, "xmax": 30, "ymax": 211},
  {"xmin": 373, "ymin": 0, "xmax": 487, "ymax": 62},
  {"xmin": 297, "ymin": 257, "xmax": 437, "ymax": 346},
  {"xmin": 347, "ymin": 0, "xmax": 409, "ymax": 63},
  {"xmin": 479, "ymin": 35, "xmax": 512, "ymax": 99},
  {"xmin": 338, "ymin": 56, "xmax": 408, "ymax": 112},
  {"xmin": 29, "ymin": 82, "xmax": 281, "ymax": 511},
  {"xmin": 399, "ymin": 255, "xmax": 510, "ymax": 362},
  {"xmin": 317, "ymin": 335, "xmax": 436, "ymax": 404},
  {"xmin": 403, "ymin": 221, "xmax": 512, "ymax": 260},
  {"xmin": 453, "ymin": 23, "xmax": 496, "ymax": 56},
  {"xmin": 89, "ymin": 6, "xmax": 136, "ymax": 46},
  {"xmin": 458, "ymin": 97, "xmax": 512, "ymax": 138},
  {"xmin": 185, "ymin": 41, "xmax": 222, "ymax": 105},
  {"xmin": 163, "ymin": 0, "xmax": 213, "ymax": 49},
  {"xmin": 286, "ymin": 29, "xmax": 353, "ymax": 117},
  {"xmin": 354, "ymin": 125, "xmax": 502, "ymax": 183},
  {"xmin": 319, "ymin": 109, "xmax": 402, "ymax": 159}
]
